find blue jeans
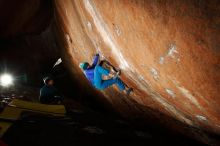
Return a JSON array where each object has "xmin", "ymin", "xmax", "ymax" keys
[{"xmin": 94, "ymin": 65, "xmax": 125, "ymax": 91}]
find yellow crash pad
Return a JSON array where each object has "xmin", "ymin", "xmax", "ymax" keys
[
  {"xmin": 0, "ymin": 107, "xmax": 23, "ymax": 137},
  {"xmin": 0, "ymin": 99, "xmax": 66, "ymax": 137},
  {"xmin": 9, "ymin": 99, "xmax": 66, "ymax": 115}
]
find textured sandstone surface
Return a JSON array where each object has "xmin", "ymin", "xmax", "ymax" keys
[{"xmin": 54, "ymin": 0, "xmax": 220, "ymax": 144}]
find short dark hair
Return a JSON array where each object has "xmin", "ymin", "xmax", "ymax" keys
[{"xmin": 43, "ymin": 77, "xmax": 53, "ymax": 85}]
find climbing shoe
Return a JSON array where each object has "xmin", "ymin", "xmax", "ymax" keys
[
  {"xmin": 113, "ymin": 70, "xmax": 121, "ymax": 79},
  {"xmin": 126, "ymin": 88, "xmax": 133, "ymax": 96}
]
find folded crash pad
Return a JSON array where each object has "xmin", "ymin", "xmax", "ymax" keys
[{"xmin": 0, "ymin": 99, "xmax": 66, "ymax": 137}]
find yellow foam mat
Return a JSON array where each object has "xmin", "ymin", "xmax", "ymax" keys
[
  {"xmin": 0, "ymin": 107, "xmax": 23, "ymax": 137},
  {"xmin": 9, "ymin": 99, "xmax": 66, "ymax": 114},
  {"xmin": 0, "ymin": 106, "xmax": 23, "ymax": 119},
  {"xmin": 0, "ymin": 99, "xmax": 66, "ymax": 137},
  {"xmin": 0, "ymin": 122, "xmax": 13, "ymax": 137}
]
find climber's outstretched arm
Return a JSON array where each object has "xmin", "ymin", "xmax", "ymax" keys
[{"xmin": 91, "ymin": 54, "xmax": 100, "ymax": 68}]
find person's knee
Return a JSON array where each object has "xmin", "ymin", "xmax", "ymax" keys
[
  {"xmin": 95, "ymin": 65, "xmax": 101, "ymax": 69},
  {"xmin": 94, "ymin": 65, "xmax": 101, "ymax": 72}
]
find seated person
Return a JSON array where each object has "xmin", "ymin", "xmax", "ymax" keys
[
  {"xmin": 39, "ymin": 77, "xmax": 63, "ymax": 104},
  {"xmin": 79, "ymin": 54, "xmax": 132, "ymax": 95}
]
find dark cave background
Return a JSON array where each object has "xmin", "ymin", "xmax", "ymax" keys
[
  {"xmin": 0, "ymin": 0, "xmax": 89, "ymax": 101},
  {"xmin": 0, "ymin": 1, "xmax": 220, "ymax": 146}
]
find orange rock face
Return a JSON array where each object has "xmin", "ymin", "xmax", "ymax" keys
[{"xmin": 54, "ymin": 0, "xmax": 220, "ymax": 144}]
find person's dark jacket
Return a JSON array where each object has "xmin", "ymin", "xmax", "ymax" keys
[{"xmin": 39, "ymin": 85, "xmax": 58, "ymax": 104}]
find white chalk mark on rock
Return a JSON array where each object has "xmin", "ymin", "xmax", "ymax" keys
[
  {"xmin": 150, "ymin": 68, "xmax": 159, "ymax": 80},
  {"xmin": 87, "ymin": 21, "xmax": 92, "ymax": 31},
  {"xmin": 196, "ymin": 115, "xmax": 207, "ymax": 122},
  {"xmin": 167, "ymin": 44, "xmax": 178, "ymax": 58},
  {"xmin": 114, "ymin": 24, "xmax": 122, "ymax": 36},
  {"xmin": 84, "ymin": 0, "xmax": 129, "ymax": 70},
  {"xmin": 159, "ymin": 43, "xmax": 179, "ymax": 64},
  {"xmin": 177, "ymin": 86, "xmax": 201, "ymax": 109},
  {"xmin": 159, "ymin": 57, "xmax": 165, "ymax": 65},
  {"xmin": 65, "ymin": 34, "xmax": 72, "ymax": 44},
  {"xmin": 165, "ymin": 89, "xmax": 176, "ymax": 98},
  {"xmin": 131, "ymin": 72, "xmax": 193, "ymax": 126}
]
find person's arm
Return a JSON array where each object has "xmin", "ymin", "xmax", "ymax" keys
[
  {"xmin": 39, "ymin": 87, "xmax": 46, "ymax": 97},
  {"xmin": 91, "ymin": 54, "xmax": 100, "ymax": 68}
]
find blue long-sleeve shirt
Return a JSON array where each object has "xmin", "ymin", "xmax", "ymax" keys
[{"xmin": 84, "ymin": 55, "xmax": 99, "ymax": 85}]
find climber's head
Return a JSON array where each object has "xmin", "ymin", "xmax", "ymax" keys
[
  {"xmin": 79, "ymin": 62, "xmax": 90, "ymax": 70},
  {"xmin": 43, "ymin": 76, "xmax": 54, "ymax": 86}
]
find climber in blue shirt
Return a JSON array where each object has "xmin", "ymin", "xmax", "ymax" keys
[{"xmin": 79, "ymin": 54, "xmax": 132, "ymax": 95}]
